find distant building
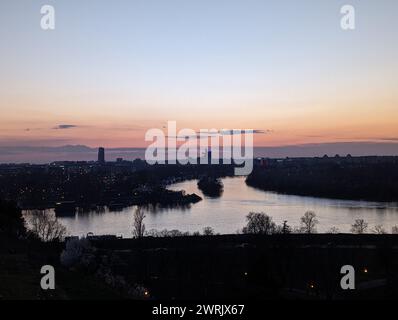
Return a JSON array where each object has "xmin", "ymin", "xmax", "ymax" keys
[
  {"xmin": 260, "ymin": 158, "xmax": 267, "ymax": 167},
  {"xmin": 98, "ymin": 147, "xmax": 105, "ymax": 164}
]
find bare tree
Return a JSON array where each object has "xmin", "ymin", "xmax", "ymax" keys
[
  {"xmin": 146, "ymin": 229, "xmax": 193, "ymax": 237},
  {"xmin": 392, "ymin": 226, "xmax": 398, "ymax": 234},
  {"xmin": 300, "ymin": 211, "xmax": 319, "ymax": 234},
  {"xmin": 351, "ymin": 219, "xmax": 368, "ymax": 234},
  {"xmin": 280, "ymin": 220, "xmax": 292, "ymax": 234},
  {"xmin": 372, "ymin": 225, "xmax": 386, "ymax": 234},
  {"xmin": 132, "ymin": 207, "xmax": 145, "ymax": 238},
  {"xmin": 28, "ymin": 210, "xmax": 67, "ymax": 242},
  {"xmin": 202, "ymin": 226, "xmax": 215, "ymax": 236},
  {"xmin": 242, "ymin": 212, "xmax": 276, "ymax": 235}
]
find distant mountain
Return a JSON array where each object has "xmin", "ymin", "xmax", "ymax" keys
[
  {"xmin": 0, "ymin": 145, "xmax": 94, "ymax": 154},
  {"xmin": 0, "ymin": 145, "xmax": 146, "ymax": 164}
]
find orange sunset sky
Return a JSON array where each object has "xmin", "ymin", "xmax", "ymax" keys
[{"xmin": 1, "ymin": 0, "xmax": 397, "ymax": 150}]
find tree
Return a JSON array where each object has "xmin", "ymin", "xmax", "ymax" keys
[
  {"xmin": 202, "ymin": 226, "xmax": 215, "ymax": 236},
  {"xmin": 372, "ymin": 225, "xmax": 386, "ymax": 234},
  {"xmin": 300, "ymin": 211, "xmax": 318, "ymax": 234},
  {"xmin": 132, "ymin": 207, "xmax": 145, "ymax": 238},
  {"xmin": 392, "ymin": 226, "xmax": 398, "ymax": 234},
  {"xmin": 281, "ymin": 220, "xmax": 292, "ymax": 234},
  {"xmin": 327, "ymin": 227, "xmax": 340, "ymax": 234},
  {"xmin": 0, "ymin": 199, "xmax": 26, "ymax": 238},
  {"xmin": 351, "ymin": 219, "xmax": 368, "ymax": 234},
  {"xmin": 28, "ymin": 210, "xmax": 67, "ymax": 242},
  {"xmin": 242, "ymin": 212, "xmax": 276, "ymax": 235}
]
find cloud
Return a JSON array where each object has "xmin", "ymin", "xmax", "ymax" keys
[
  {"xmin": 167, "ymin": 129, "xmax": 271, "ymax": 139},
  {"xmin": 220, "ymin": 129, "xmax": 271, "ymax": 135},
  {"xmin": 53, "ymin": 124, "xmax": 78, "ymax": 130},
  {"xmin": 375, "ymin": 137, "xmax": 398, "ymax": 142}
]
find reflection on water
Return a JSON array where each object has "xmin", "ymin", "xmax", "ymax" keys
[{"xmin": 26, "ymin": 177, "xmax": 398, "ymax": 237}]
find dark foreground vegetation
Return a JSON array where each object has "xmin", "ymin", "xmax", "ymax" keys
[
  {"xmin": 91, "ymin": 233, "xmax": 398, "ymax": 300},
  {"xmin": 247, "ymin": 156, "xmax": 398, "ymax": 202},
  {"xmin": 0, "ymin": 199, "xmax": 142, "ymax": 299},
  {"xmin": 2, "ymin": 199, "xmax": 398, "ymax": 300}
]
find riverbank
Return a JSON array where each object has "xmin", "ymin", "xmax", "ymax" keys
[{"xmin": 247, "ymin": 156, "xmax": 398, "ymax": 202}]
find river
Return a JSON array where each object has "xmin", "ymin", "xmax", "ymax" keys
[{"xmin": 47, "ymin": 177, "xmax": 398, "ymax": 237}]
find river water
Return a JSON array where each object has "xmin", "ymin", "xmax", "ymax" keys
[{"xmin": 49, "ymin": 177, "xmax": 398, "ymax": 237}]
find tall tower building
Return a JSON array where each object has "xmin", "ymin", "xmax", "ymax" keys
[{"xmin": 98, "ymin": 147, "xmax": 105, "ymax": 164}]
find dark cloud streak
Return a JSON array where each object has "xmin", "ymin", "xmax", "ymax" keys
[{"xmin": 53, "ymin": 124, "xmax": 78, "ymax": 130}]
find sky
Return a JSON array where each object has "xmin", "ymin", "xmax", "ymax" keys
[{"xmin": 0, "ymin": 0, "xmax": 398, "ymax": 152}]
